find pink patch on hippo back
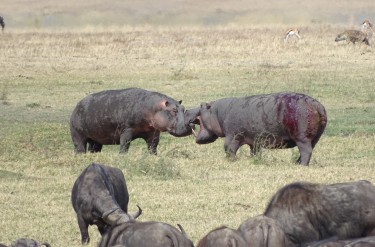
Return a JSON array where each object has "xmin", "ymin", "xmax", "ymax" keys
[{"xmin": 282, "ymin": 99, "xmax": 299, "ymax": 137}]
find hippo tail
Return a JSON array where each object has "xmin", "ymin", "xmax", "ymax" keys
[
  {"xmin": 310, "ymin": 100, "xmax": 327, "ymax": 148},
  {"xmin": 316, "ymin": 101, "xmax": 328, "ymax": 130}
]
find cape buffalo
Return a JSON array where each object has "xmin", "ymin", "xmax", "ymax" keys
[
  {"xmin": 98, "ymin": 221, "xmax": 194, "ymax": 247},
  {"xmin": 8, "ymin": 238, "xmax": 50, "ymax": 247},
  {"xmin": 197, "ymin": 226, "xmax": 247, "ymax": 247},
  {"xmin": 70, "ymin": 88, "xmax": 193, "ymax": 154},
  {"xmin": 186, "ymin": 92, "xmax": 327, "ymax": 165},
  {"xmin": 264, "ymin": 181, "xmax": 375, "ymax": 246},
  {"xmin": 71, "ymin": 163, "xmax": 141, "ymax": 244},
  {"xmin": 238, "ymin": 215, "xmax": 287, "ymax": 247},
  {"xmin": 304, "ymin": 236, "xmax": 375, "ymax": 247}
]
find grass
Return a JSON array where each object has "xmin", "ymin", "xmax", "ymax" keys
[{"xmin": 1, "ymin": 7, "xmax": 375, "ymax": 246}]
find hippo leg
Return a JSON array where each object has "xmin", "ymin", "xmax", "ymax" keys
[
  {"xmin": 71, "ymin": 129, "xmax": 87, "ymax": 153},
  {"xmin": 77, "ymin": 215, "xmax": 90, "ymax": 244},
  {"xmin": 119, "ymin": 129, "xmax": 133, "ymax": 153},
  {"xmin": 224, "ymin": 135, "xmax": 241, "ymax": 159},
  {"xmin": 87, "ymin": 140, "xmax": 103, "ymax": 153},
  {"xmin": 88, "ymin": 140, "xmax": 103, "ymax": 153},
  {"xmin": 143, "ymin": 131, "xmax": 160, "ymax": 155},
  {"xmin": 296, "ymin": 140, "xmax": 312, "ymax": 165}
]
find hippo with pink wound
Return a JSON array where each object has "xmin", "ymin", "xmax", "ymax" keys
[
  {"xmin": 186, "ymin": 92, "xmax": 327, "ymax": 165},
  {"xmin": 70, "ymin": 88, "xmax": 193, "ymax": 154}
]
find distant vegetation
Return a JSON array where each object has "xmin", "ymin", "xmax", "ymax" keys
[{"xmin": 1, "ymin": 0, "xmax": 375, "ymax": 28}]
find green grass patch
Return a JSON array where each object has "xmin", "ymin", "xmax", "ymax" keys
[{"xmin": 1, "ymin": 25, "xmax": 375, "ymax": 246}]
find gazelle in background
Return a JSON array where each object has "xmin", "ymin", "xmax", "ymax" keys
[
  {"xmin": 284, "ymin": 28, "xmax": 301, "ymax": 42},
  {"xmin": 361, "ymin": 19, "xmax": 373, "ymax": 42},
  {"xmin": 361, "ymin": 19, "xmax": 373, "ymax": 32}
]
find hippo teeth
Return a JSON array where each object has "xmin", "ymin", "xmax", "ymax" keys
[{"xmin": 191, "ymin": 127, "xmax": 197, "ymax": 137}]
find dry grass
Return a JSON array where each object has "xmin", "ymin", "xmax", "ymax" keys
[{"xmin": 1, "ymin": 11, "xmax": 375, "ymax": 247}]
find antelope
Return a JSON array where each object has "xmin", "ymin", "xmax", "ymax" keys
[
  {"xmin": 361, "ymin": 19, "xmax": 373, "ymax": 43},
  {"xmin": 361, "ymin": 19, "xmax": 373, "ymax": 31},
  {"xmin": 284, "ymin": 28, "xmax": 300, "ymax": 42}
]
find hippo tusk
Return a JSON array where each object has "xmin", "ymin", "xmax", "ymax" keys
[{"xmin": 191, "ymin": 127, "xmax": 197, "ymax": 137}]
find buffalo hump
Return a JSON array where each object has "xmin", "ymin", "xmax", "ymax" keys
[
  {"xmin": 197, "ymin": 226, "xmax": 247, "ymax": 247},
  {"xmin": 71, "ymin": 163, "xmax": 140, "ymax": 244},
  {"xmin": 264, "ymin": 180, "xmax": 375, "ymax": 246},
  {"xmin": 99, "ymin": 221, "xmax": 194, "ymax": 247}
]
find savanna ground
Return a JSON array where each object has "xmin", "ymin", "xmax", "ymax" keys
[{"xmin": 1, "ymin": 1, "xmax": 375, "ymax": 246}]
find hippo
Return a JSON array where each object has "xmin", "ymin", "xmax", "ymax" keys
[
  {"xmin": 186, "ymin": 92, "xmax": 327, "ymax": 165},
  {"xmin": 70, "ymin": 88, "xmax": 193, "ymax": 154},
  {"xmin": 264, "ymin": 181, "xmax": 375, "ymax": 247}
]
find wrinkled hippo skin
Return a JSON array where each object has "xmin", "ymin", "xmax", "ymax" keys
[
  {"xmin": 188, "ymin": 92, "xmax": 327, "ymax": 165},
  {"xmin": 70, "ymin": 88, "xmax": 192, "ymax": 154}
]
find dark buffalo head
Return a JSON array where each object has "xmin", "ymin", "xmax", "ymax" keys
[
  {"xmin": 10, "ymin": 238, "xmax": 51, "ymax": 247},
  {"xmin": 103, "ymin": 205, "xmax": 142, "ymax": 226}
]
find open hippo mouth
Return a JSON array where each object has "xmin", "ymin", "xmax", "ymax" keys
[
  {"xmin": 190, "ymin": 117, "xmax": 200, "ymax": 138},
  {"xmin": 192, "ymin": 116, "xmax": 219, "ymax": 144}
]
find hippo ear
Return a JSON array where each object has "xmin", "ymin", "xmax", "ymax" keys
[
  {"xmin": 158, "ymin": 100, "xmax": 169, "ymax": 109},
  {"xmin": 200, "ymin": 103, "xmax": 211, "ymax": 110},
  {"xmin": 179, "ymin": 100, "xmax": 182, "ymax": 104}
]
